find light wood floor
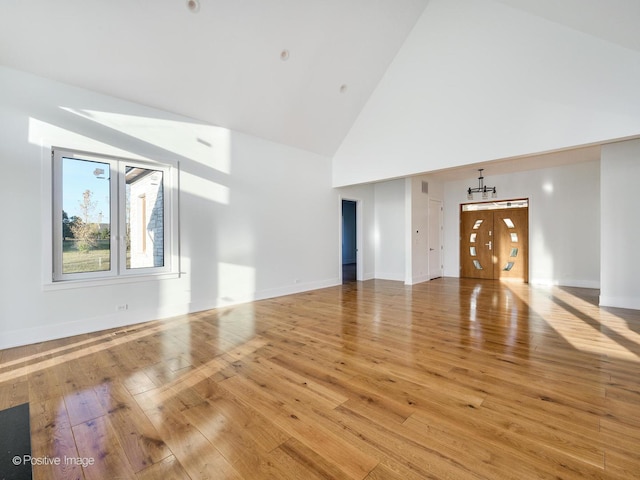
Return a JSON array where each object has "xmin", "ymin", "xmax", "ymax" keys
[{"xmin": 1, "ymin": 278, "xmax": 640, "ymax": 479}]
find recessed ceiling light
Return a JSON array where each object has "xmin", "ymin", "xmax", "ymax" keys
[
  {"xmin": 187, "ymin": 0, "xmax": 200, "ymax": 13},
  {"xmin": 339, "ymin": 84, "xmax": 348, "ymax": 93},
  {"xmin": 280, "ymin": 49, "xmax": 290, "ymax": 61}
]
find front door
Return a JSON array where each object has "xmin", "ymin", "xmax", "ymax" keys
[
  {"xmin": 493, "ymin": 208, "xmax": 528, "ymax": 282},
  {"xmin": 460, "ymin": 204, "xmax": 528, "ymax": 282},
  {"xmin": 461, "ymin": 210, "xmax": 495, "ymax": 279}
]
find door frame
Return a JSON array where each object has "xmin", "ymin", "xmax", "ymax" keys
[
  {"xmin": 428, "ymin": 198, "xmax": 443, "ymax": 279},
  {"xmin": 460, "ymin": 198, "xmax": 529, "ymax": 282},
  {"xmin": 339, "ymin": 196, "xmax": 363, "ymax": 282}
]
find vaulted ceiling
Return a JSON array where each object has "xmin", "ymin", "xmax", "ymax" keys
[{"xmin": 1, "ymin": 0, "xmax": 639, "ymax": 158}]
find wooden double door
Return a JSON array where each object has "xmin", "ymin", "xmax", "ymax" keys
[{"xmin": 460, "ymin": 206, "xmax": 528, "ymax": 282}]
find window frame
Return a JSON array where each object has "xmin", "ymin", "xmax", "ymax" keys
[{"xmin": 51, "ymin": 147, "xmax": 179, "ymax": 284}]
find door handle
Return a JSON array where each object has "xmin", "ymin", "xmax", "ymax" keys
[{"xmin": 485, "ymin": 241, "xmax": 492, "ymax": 250}]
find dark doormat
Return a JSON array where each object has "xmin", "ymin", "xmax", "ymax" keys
[{"xmin": 0, "ymin": 403, "xmax": 32, "ymax": 480}]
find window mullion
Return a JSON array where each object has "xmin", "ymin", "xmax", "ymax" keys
[{"xmin": 115, "ymin": 160, "xmax": 125, "ymax": 275}]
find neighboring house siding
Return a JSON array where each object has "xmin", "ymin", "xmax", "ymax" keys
[{"xmin": 129, "ymin": 172, "xmax": 164, "ymax": 268}]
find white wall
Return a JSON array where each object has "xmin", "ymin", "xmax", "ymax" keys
[
  {"xmin": 406, "ymin": 175, "xmax": 444, "ymax": 284},
  {"xmin": 338, "ymin": 176, "xmax": 445, "ymax": 285},
  {"xmin": 0, "ymin": 66, "xmax": 339, "ymax": 349},
  {"xmin": 333, "ymin": 0, "xmax": 640, "ymax": 187},
  {"xmin": 443, "ymin": 161, "xmax": 601, "ymax": 288},
  {"xmin": 373, "ymin": 179, "xmax": 406, "ymax": 281},
  {"xmin": 600, "ymin": 140, "xmax": 640, "ymax": 310}
]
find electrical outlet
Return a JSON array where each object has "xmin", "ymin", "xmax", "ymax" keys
[{"xmin": 117, "ymin": 304, "xmax": 128, "ymax": 312}]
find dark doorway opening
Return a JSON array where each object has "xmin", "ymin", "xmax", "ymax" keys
[{"xmin": 342, "ymin": 200, "xmax": 357, "ymax": 283}]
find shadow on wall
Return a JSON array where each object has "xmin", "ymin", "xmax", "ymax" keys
[{"xmin": 28, "ymin": 101, "xmax": 236, "ymax": 323}]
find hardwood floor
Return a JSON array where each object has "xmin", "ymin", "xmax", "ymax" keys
[{"xmin": 1, "ymin": 278, "xmax": 640, "ymax": 479}]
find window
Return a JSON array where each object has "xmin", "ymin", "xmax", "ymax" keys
[
  {"xmin": 52, "ymin": 148, "xmax": 178, "ymax": 282},
  {"xmin": 503, "ymin": 218, "xmax": 515, "ymax": 228},
  {"xmin": 462, "ymin": 199, "xmax": 528, "ymax": 212}
]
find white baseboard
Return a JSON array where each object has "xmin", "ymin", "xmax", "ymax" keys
[
  {"xmin": 0, "ymin": 302, "xmax": 189, "ymax": 350},
  {"xmin": 193, "ymin": 277, "xmax": 341, "ymax": 310},
  {"xmin": 405, "ymin": 274, "xmax": 430, "ymax": 286},
  {"xmin": 374, "ymin": 272, "xmax": 405, "ymax": 282},
  {"xmin": 529, "ymin": 278, "xmax": 601, "ymax": 289},
  {"xmin": 255, "ymin": 277, "xmax": 341, "ymax": 302},
  {"xmin": 0, "ymin": 277, "xmax": 342, "ymax": 350},
  {"xmin": 599, "ymin": 295, "xmax": 640, "ymax": 310}
]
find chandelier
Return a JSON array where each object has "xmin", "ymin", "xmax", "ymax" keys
[{"xmin": 467, "ymin": 169, "xmax": 497, "ymax": 200}]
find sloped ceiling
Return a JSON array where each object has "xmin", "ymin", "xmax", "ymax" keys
[
  {"xmin": 494, "ymin": 0, "xmax": 640, "ymax": 53},
  {"xmin": 1, "ymin": 0, "xmax": 639, "ymax": 157},
  {"xmin": 0, "ymin": 0, "xmax": 429, "ymax": 156}
]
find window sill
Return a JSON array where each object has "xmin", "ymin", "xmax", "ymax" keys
[{"xmin": 42, "ymin": 271, "xmax": 181, "ymax": 291}]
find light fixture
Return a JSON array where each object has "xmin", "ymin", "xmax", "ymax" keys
[
  {"xmin": 186, "ymin": 0, "xmax": 199, "ymax": 13},
  {"xmin": 467, "ymin": 168, "xmax": 497, "ymax": 200}
]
